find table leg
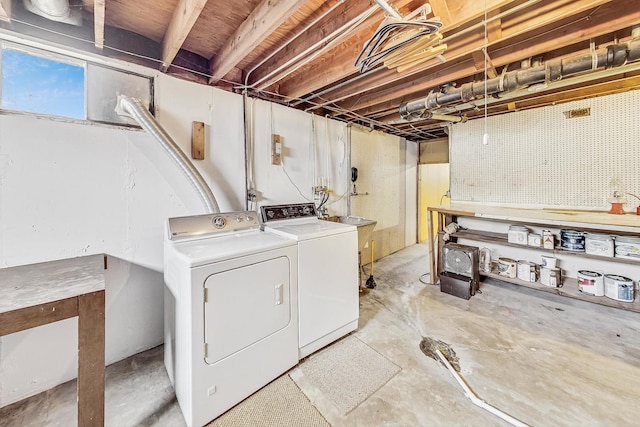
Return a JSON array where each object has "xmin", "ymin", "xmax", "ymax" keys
[
  {"xmin": 78, "ymin": 290, "xmax": 105, "ymax": 426},
  {"xmin": 427, "ymin": 210, "xmax": 435, "ymax": 284}
]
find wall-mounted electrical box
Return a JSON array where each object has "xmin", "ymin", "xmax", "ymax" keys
[{"xmin": 271, "ymin": 134, "xmax": 282, "ymax": 165}]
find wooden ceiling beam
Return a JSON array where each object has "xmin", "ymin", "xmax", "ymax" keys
[
  {"xmin": 335, "ymin": 0, "xmax": 623, "ymax": 115},
  {"xmin": 472, "ymin": 48, "xmax": 497, "ymax": 78},
  {"xmin": 250, "ymin": 0, "xmax": 418, "ymax": 91},
  {"xmin": 427, "ymin": 0, "xmax": 452, "ymax": 27},
  {"xmin": 281, "ymin": 0, "xmax": 611, "ymax": 102},
  {"xmin": 208, "ymin": 0, "xmax": 308, "ymax": 84},
  {"xmin": 160, "ymin": 0, "xmax": 209, "ymax": 72},
  {"xmin": 247, "ymin": 0, "xmax": 378, "ymax": 87},
  {"xmin": 0, "ymin": 0, "xmax": 12, "ymax": 22},
  {"xmin": 276, "ymin": 0, "xmax": 524, "ymax": 98},
  {"xmin": 94, "ymin": 0, "xmax": 105, "ymax": 49}
]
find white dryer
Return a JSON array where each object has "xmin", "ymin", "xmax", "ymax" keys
[
  {"xmin": 260, "ymin": 203, "xmax": 358, "ymax": 358},
  {"xmin": 164, "ymin": 211, "xmax": 298, "ymax": 427}
]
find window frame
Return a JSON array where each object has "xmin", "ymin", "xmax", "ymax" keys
[{"xmin": 0, "ymin": 41, "xmax": 154, "ymax": 129}]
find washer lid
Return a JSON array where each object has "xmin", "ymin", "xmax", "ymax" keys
[
  {"xmin": 265, "ymin": 220, "xmax": 356, "ymax": 241},
  {"xmin": 165, "ymin": 230, "xmax": 295, "ymax": 267}
]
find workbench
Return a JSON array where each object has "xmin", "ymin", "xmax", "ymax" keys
[{"xmin": 0, "ymin": 254, "xmax": 106, "ymax": 426}]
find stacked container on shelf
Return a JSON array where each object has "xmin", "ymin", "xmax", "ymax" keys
[{"xmin": 490, "ymin": 225, "xmax": 638, "ymax": 303}]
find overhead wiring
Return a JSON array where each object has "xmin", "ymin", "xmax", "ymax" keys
[
  {"xmin": 0, "ymin": 16, "xmax": 431, "ymax": 141},
  {"xmin": 355, "ymin": 3, "xmax": 443, "ymax": 73}
]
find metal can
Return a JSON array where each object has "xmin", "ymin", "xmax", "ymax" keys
[{"xmin": 542, "ymin": 230, "xmax": 555, "ymax": 249}]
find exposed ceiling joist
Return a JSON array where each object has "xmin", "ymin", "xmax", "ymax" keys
[
  {"xmin": 275, "ymin": 0, "xmax": 525, "ymax": 98},
  {"xmin": 208, "ymin": 0, "xmax": 308, "ymax": 84},
  {"xmin": 246, "ymin": 0, "xmax": 375, "ymax": 88},
  {"xmin": 360, "ymin": 4, "xmax": 640, "ymax": 120},
  {"xmin": 161, "ymin": 0, "xmax": 209, "ymax": 71},
  {"xmin": 315, "ymin": 0, "xmax": 618, "ymax": 114},
  {"xmin": 427, "ymin": 0, "xmax": 452, "ymax": 27},
  {"xmin": 94, "ymin": 0, "xmax": 105, "ymax": 49},
  {"xmin": 0, "ymin": 0, "xmax": 11, "ymax": 22},
  {"xmin": 472, "ymin": 48, "xmax": 497, "ymax": 78}
]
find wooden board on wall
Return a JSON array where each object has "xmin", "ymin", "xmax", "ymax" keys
[
  {"xmin": 419, "ymin": 138, "xmax": 449, "ymax": 164},
  {"xmin": 192, "ymin": 121, "xmax": 205, "ymax": 160}
]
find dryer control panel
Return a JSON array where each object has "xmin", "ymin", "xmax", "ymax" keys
[
  {"xmin": 260, "ymin": 203, "xmax": 317, "ymax": 223},
  {"xmin": 167, "ymin": 211, "xmax": 260, "ymax": 241}
]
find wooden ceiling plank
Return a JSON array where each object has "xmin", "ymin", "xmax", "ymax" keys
[
  {"xmin": 160, "ymin": 0, "xmax": 209, "ymax": 72},
  {"xmin": 428, "ymin": 0, "xmax": 453, "ymax": 27},
  {"xmin": 249, "ymin": 0, "xmax": 412, "ymax": 86},
  {"xmin": 436, "ymin": 0, "xmax": 518, "ymax": 32},
  {"xmin": 0, "ymin": 0, "xmax": 12, "ymax": 22},
  {"xmin": 471, "ymin": 48, "xmax": 497, "ymax": 78},
  {"xmin": 281, "ymin": 0, "xmax": 612, "ymax": 101},
  {"xmin": 327, "ymin": 0, "xmax": 618, "ymax": 112},
  {"xmin": 209, "ymin": 0, "xmax": 308, "ymax": 84},
  {"xmin": 94, "ymin": 0, "xmax": 105, "ymax": 49}
]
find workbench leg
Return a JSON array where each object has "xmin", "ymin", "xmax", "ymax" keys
[
  {"xmin": 427, "ymin": 210, "xmax": 435, "ymax": 284},
  {"xmin": 78, "ymin": 291, "xmax": 105, "ymax": 427}
]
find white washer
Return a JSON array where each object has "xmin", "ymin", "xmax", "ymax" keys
[
  {"xmin": 260, "ymin": 203, "xmax": 359, "ymax": 358},
  {"xmin": 164, "ymin": 211, "xmax": 298, "ymax": 427}
]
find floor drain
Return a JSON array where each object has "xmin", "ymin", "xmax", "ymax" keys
[{"xmin": 419, "ymin": 337, "xmax": 460, "ymax": 371}]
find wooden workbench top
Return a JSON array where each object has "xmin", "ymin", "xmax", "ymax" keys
[
  {"xmin": 0, "ymin": 254, "xmax": 106, "ymax": 314},
  {"xmin": 429, "ymin": 203, "xmax": 640, "ymax": 232}
]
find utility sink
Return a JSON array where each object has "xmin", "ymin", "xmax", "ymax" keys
[{"xmin": 326, "ymin": 216, "xmax": 377, "ymax": 252}]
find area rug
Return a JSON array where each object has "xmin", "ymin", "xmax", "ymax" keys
[
  {"xmin": 207, "ymin": 374, "xmax": 329, "ymax": 427},
  {"xmin": 297, "ymin": 335, "xmax": 401, "ymax": 414}
]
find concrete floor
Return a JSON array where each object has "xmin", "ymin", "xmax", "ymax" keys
[{"xmin": 2, "ymin": 243, "xmax": 640, "ymax": 426}]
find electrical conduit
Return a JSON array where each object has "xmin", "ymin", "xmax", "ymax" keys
[{"xmin": 116, "ymin": 95, "xmax": 220, "ymax": 214}]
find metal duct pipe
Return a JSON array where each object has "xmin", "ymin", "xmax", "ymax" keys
[
  {"xmin": 400, "ymin": 38, "xmax": 640, "ymax": 120},
  {"xmin": 22, "ymin": 0, "xmax": 82, "ymax": 25},
  {"xmin": 116, "ymin": 96, "xmax": 220, "ymax": 214}
]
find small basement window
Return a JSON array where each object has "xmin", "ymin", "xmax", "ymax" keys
[
  {"xmin": 1, "ymin": 48, "xmax": 85, "ymax": 119},
  {"xmin": 0, "ymin": 43, "xmax": 153, "ymax": 126}
]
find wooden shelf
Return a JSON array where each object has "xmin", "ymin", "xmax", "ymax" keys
[
  {"xmin": 454, "ymin": 229, "xmax": 640, "ymax": 265},
  {"xmin": 482, "ymin": 270, "xmax": 640, "ymax": 313}
]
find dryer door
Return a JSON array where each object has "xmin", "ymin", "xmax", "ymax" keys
[{"xmin": 203, "ymin": 256, "xmax": 291, "ymax": 364}]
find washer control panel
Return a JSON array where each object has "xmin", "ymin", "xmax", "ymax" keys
[
  {"xmin": 167, "ymin": 211, "xmax": 260, "ymax": 241},
  {"xmin": 260, "ymin": 203, "xmax": 317, "ymax": 223}
]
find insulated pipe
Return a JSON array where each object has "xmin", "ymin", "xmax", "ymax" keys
[
  {"xmin": 23, "ymin": 0, "xmax": 82, "ymax": 25},
  {"xmin": 400, "ymin": 39, "xmax": 640, "ymax": 119},
  {"xmin": 117, "ymin": 96, "xmax": 220, "ymax": 214}
]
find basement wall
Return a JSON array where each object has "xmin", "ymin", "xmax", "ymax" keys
[
  {"xmin": 0, "ymin": 50, "xmax": 417, "ymax": 405},
  {"xmin": 350, "ymin": 127, "xmax": 418, "ymax": 262},
  {"xmin": 250, "ymin": 99, "xmax": 350, "ymax": 216},
  {"xmin": 0, "ymin": 73, "xmax": 246, "ymax": 406}
]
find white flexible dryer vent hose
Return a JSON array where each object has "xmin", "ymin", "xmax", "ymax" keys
[
  {"xmin": 117, "ymin": 95, "xmax": 220, "ymax": 214},
  {"xmin": 435, "ymin": 349, "xmax": 529, "ymax": 427}
]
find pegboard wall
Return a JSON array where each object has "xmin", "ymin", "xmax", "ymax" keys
[{"xmin": 450, "ymin": 89, "xmax": 640, "ymax": 210}]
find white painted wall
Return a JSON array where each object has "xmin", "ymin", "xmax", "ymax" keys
[
  {"xmin": 0, "ymin": 74, "xmax": 245, "ymax": 406},
  {"xmin": 350, "ymin": 127, "xmax": 415, "ymax": 261},
  {"xmin": 250, "ymin": 100, "xmax": 350, "ymax": 216},
  {"xmin": 405, "ymin": 140, "xmax": 418, "ymax": 247}
]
